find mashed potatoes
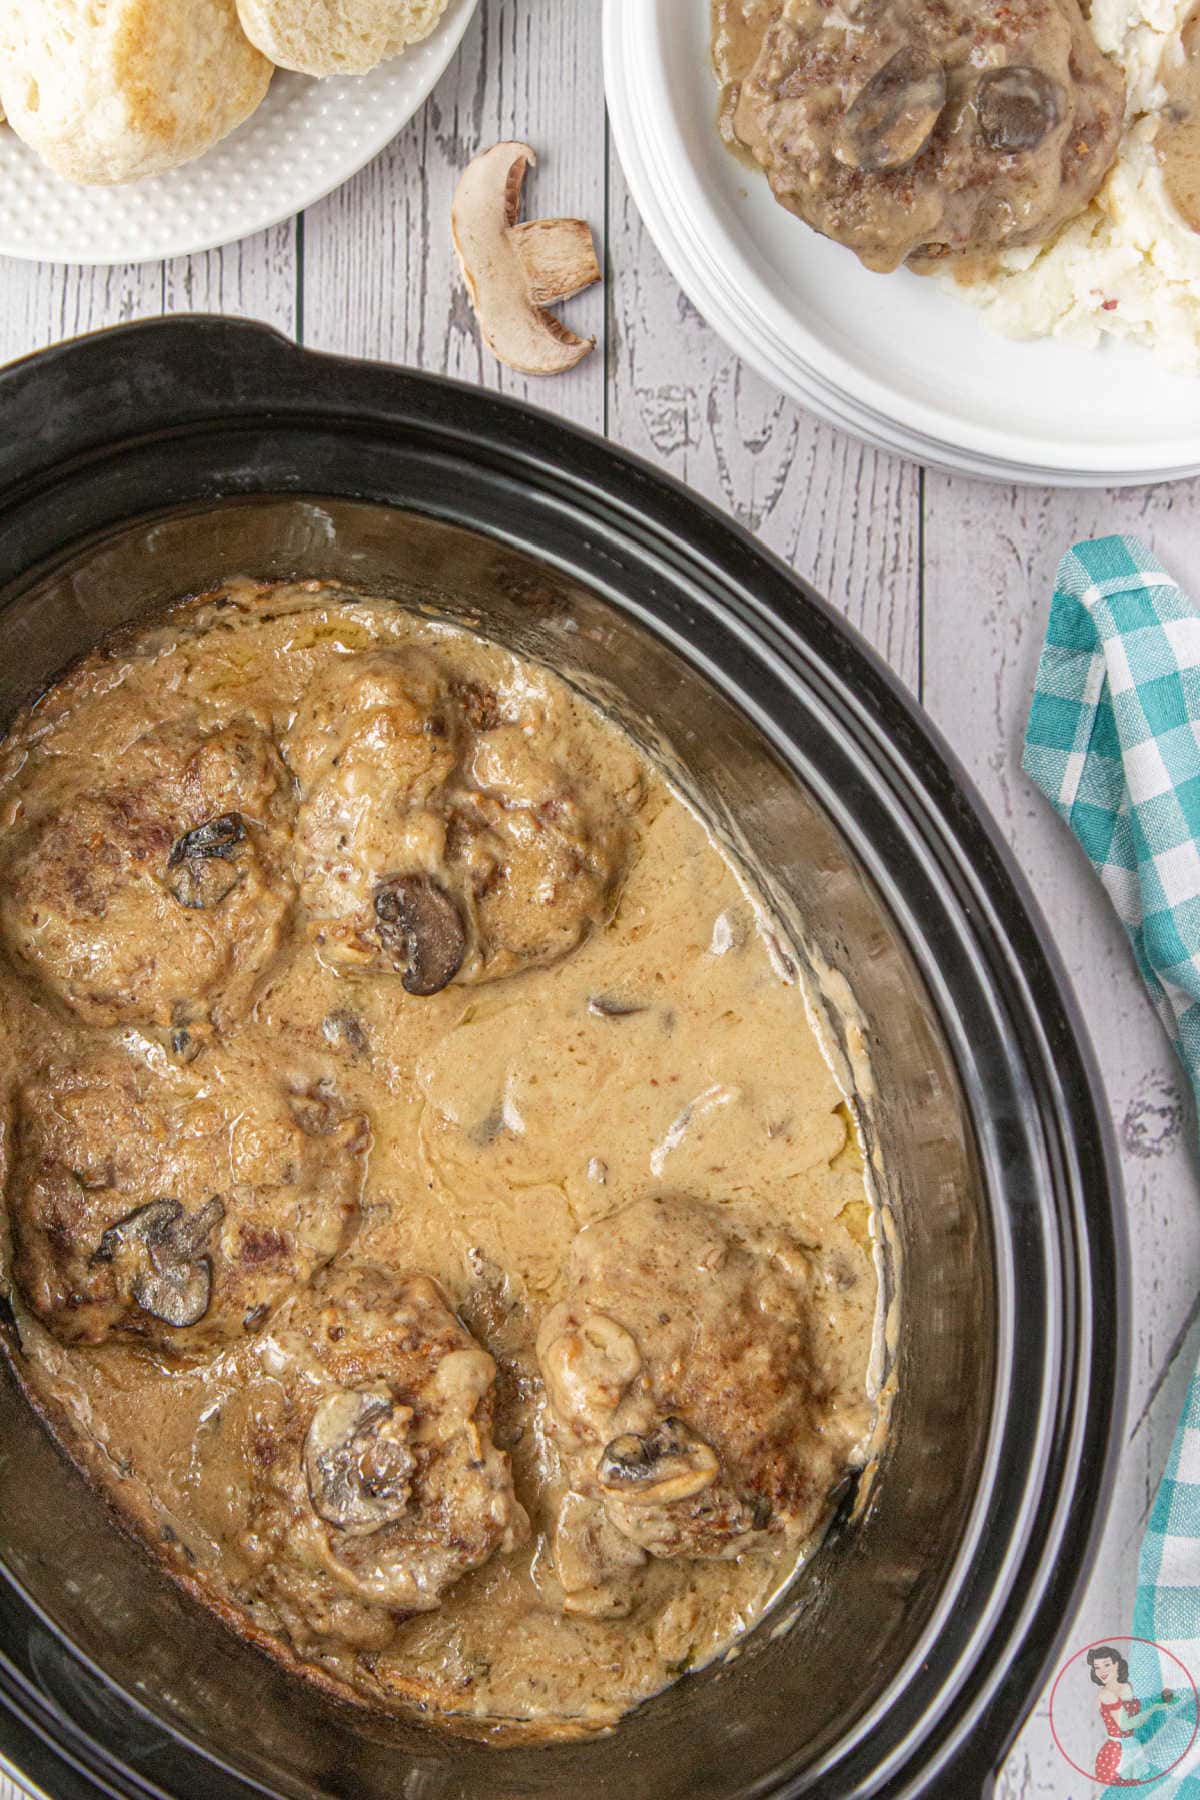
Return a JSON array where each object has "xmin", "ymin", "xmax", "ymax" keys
[{"xmin": 945, "ymin": 0, "xmax": 1200, "ymax": 369}]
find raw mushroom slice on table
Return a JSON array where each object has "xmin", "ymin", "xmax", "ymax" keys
[{"xmin": 452, "ymin": 142, "xmax": 602, "ymax": 374}]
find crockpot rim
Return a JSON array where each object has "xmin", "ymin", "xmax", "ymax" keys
[{"xmin": 0, "ymin": 318, "xmax": 1128, "ymax": 1800}]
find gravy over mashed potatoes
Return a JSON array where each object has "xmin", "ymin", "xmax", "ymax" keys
[{"xmin": 946, "ymin": 0, "xmax": 1200, "ymax": 367}]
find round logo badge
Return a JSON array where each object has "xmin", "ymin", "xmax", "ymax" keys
[{"xmin": 1049, "ymin": 1636, "xmax": 1200, "ymax": 1787}]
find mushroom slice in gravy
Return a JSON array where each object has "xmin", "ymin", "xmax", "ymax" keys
[
  {"xmin": 373, "ymin": 873, "xmax": 467, "ymax": 996},
  {"xmin": 96, "ymin": 1197, "xmax": 225, "ymax": 1330},
  {"xmin": 288, "ymin": 646, "xmax": 639, "ymax": 987},
  {"xmin": 537, "ymin": 1195, "xmax": 869, "ymax": 1564},
  {"xmin": 8, "ymin": 1053, "xmax": 365, "ymax": 1348},
  {"xmin": 239, "ymin": 1266, "xmax": 527, "ymax": 1643},
  {"xmin": 0, "ymin": 719, "xmax": 295, "ymax": 1031}
]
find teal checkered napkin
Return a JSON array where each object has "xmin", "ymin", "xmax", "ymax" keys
[
  {"xmin": 1025, "ymin": 534, "xmax": 1200, "ymax": 1796},
  {"xmin": 1025, "ymin": 535, "xmax": 1200, "ymax": 1113}
]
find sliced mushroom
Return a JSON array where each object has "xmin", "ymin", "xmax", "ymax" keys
[
  {"xmin": 374, "ymin": 874, "xmax": 466, "ymax": 996},
  {"xmin": 95, "ymin": 1196, "xmax": 224, "ymax": 1329},
  {"xmin": 171, "ymin": 813, "xmax": 245, "ymax": 860},
  {"xmin": 166, "ymin": 812, "xmax": 246, "ymax": 910},
  {"xmin": 976, "ymin": 66, "xmax": 1064, "ymax": 153},
  {"xmin": 169, "ymin": 1026, "xmax": 203, "ymax": 1065},
  {"xmin": 834, "ymin": 46, "xmax": 947, "ymax": 174},
  {"xmin": 452, "ymin": 142, "xmax": 601, "ymax": 375},
  {"xmin": 587, "ymin": 995, "xmax": 648, "ymax": 1019},
  {"xmin": 598, "ymin": 1417, "xmax": 721, "ymax": 1505},
  {"xmin": 322, "ymin": 1010, "xmax": 368, "ymax": 1055},
  {"xmin": 304, "ymin": 1386, "xmax": 417, "ymax": 1537},
  {"xmin": 511, "ymin": 217, "xmax": 601, "ymax": 307}
]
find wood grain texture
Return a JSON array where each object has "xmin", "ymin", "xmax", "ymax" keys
[
  {"xmin": 0, "ymin": 3, "xmax": 1197, "ymax": 1794},
  {"xmin": 922, "ymin": 473, "xmax": 1200, "ymax": 1798},
  {"xmin": 0, "ymin": 225, "xmax": 297, "ymax": 366},
  {"xmin": 606, "ymin": 157, "xmax": 921, "ymax": 687},
  {"xmin": 300, "ymin": 0, "xmax": 606, "ymax": 430}
]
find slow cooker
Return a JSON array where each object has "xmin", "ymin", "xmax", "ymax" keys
[{"xmin": 0, "ymin": 318, "xmax": 1124, "ymax": 1799}]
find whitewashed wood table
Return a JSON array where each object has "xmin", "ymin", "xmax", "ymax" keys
[{"xmin": 1, "ymin": 3, "xmax": 1197, "ymax": 1795}]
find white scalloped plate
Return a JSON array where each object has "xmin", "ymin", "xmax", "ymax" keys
[
  {"xmin": 0, "ymin": 0, "xmax": 478, "ymax": 267},
  {"xmin": 604, "ymin": 0, "xmax": 1200, "ymax": 487}
]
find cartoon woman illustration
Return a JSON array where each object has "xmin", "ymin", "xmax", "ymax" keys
[{"xmin": 1088, "ymin": 1645, "xmax": 1181, "ymax": 1784}]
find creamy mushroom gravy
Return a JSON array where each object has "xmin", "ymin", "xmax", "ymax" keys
[
  {"xmin": 1160, "ymin": 3, "xmax": 1200, "ymax": 230},
  {"xmin": 712, "ymin": 0, "xmax": 1124, "ymax": 273},
  {"xmin": 0, "ymin": 580, "xmax": 883, "ymax": 1738}
]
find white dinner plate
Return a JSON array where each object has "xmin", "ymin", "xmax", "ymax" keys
[
  {"xmin": 603, "ymin": 0, "xmax": 1200, "ymax": 487},
  {"xmin": 0, "ymin": 0, "xmax": 478, "ymax": 267}
]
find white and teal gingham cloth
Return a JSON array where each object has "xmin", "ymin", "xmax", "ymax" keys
[{"xmin": 1025, "ymin": 534, "xmax": 1200, "ymax": 1795}]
